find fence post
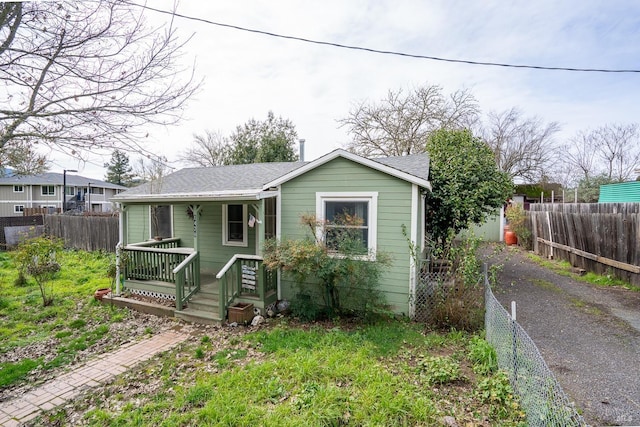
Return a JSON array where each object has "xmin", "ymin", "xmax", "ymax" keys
[{"xmin": 511, "ymin": 301, "xmax": 518, "ymax": 389}]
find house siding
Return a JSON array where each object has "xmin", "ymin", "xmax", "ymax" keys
[
  {"xmin": 599, "ymin": 181, "xmax": 640, "ymax": 203},
  {"xmin": 279, "ymin": 157, "xmax": 416, "ymax": 315}
]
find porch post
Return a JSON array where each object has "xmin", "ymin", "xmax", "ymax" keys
[
  {"xmin": 256, "ymin": 199, "xmax": 265, "ymax": 256},
  {"xmin": 191, "ymin": 204, "xmax": 202, "ymax": 252},
  {"xmin": 115, "ymin": 204, "xmax": 128, "ymax": 296}
]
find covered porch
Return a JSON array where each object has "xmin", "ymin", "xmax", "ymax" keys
[{"xmin": 115, "ymin": 197, "xmax": 279, "ymax": 325}]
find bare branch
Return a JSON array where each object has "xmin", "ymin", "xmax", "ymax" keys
[
  {"xmin": 339, "ymin": 83, "xmax": 480, "ymax": 157},
  {"xmin": 0, "ymin": 0, "xmax": 200, "ymax": 157},
  {"xmin": 180, "ymin": 130, "xmax": 230, "ymax": 167},
  {"xmin": 482, "ymin": 108, "xmax": 560, "ymax": 182}
]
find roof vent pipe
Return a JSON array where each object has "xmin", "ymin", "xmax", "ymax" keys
[{"xmin": 299, "ymin": 139, "xmax": 305, "ymax": 162}]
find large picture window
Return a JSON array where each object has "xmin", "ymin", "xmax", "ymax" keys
[
  {"xmin": 316, "ymin": 192, "xmax": 378, "ymax": 256},
  {"xmin": 222, "ymin": 204, "xmax": 247, "ymax": 246}
]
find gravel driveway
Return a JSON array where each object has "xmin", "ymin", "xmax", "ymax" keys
[{"xmin": 483, "ymin": 246, "xmax": 640, "ymax": 426}]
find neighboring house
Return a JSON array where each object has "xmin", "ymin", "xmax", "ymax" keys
[
  {"xmin": 0, "ymin": 172, "xmax": 127, "ymax": 216},
  {"xmin": 112, "ymin": 149, "xmax": 431, "ymax": 324},
  {"xmin": 598, "ymin": 181, "xmax": 640, "ymax": 203}
]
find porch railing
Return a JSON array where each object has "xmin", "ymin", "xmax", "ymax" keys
[
  {"xmin": 173, "ymin": 251, "xmax": 200, "ymax": 310},
  {"xmin": 216, "ymin": 254, "xmax": 277, "ymax": 319},
  {"xmin": 123, "ymin": 239, "xmax": 200, "ymax": 309}
]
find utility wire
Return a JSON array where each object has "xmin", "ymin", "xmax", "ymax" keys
[{"xmin": 131, "ymin": 2, "xmax": 640, "ymax": 74}]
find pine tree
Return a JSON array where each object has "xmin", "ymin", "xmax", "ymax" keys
[{"xmin": 104, "ymin": 150, "xmax": 135, "ymax": 186}]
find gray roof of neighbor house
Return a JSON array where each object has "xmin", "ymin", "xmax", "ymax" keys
[
  {"xmin": 0, "ymin": 172, "xmax": 127, "ymax": 190},
  {"xmin": 113, "ymin": 149, "xmax": 430, "ymax": 202}
]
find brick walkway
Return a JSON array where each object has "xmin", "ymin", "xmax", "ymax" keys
[{"xmin": 0, "ymin": 329, "xmax": 189, "ymax": 426}]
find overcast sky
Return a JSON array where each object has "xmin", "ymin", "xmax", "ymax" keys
[{"xmin": 54, "ymin": 0, "xmax": 640, "ymax": 180}]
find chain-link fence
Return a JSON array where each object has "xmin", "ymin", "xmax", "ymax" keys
[
  {"xmin": 484, "ymin": 267, "xmax": 587, "ymax": 426},
  {"xmin": 413, "ymin": 259, "xmax": 451, "ymax": 322}
]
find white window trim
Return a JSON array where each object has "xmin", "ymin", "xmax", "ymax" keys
[
  {"xmin": 316, "ymin": 192, "xmax": 378, "ymax": 259},
  {"xmin": 13, "ymin": 185, "xmax": 23, "ymax": 193},
  {"xmin": 41, "ymin": 185, "xmax": 55, "ymax": 196},
  {"xmin": 222, "ymin": 204, "xmax": 248, "ymax": 247},
  {"xmin": 14, "ymin": 205, "xmax": 24, "ymax": 213}
]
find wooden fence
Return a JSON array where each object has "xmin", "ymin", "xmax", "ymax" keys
[
  {"xmin": 44, "ymin": 215, "xmax": 119, "ymax": 252},
  {"xmin": 528, "ymin": 203, "xmax": 640, "ymax": 286}
]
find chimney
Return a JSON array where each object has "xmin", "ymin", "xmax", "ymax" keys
[{"xmin": 299, "ymin": 139, "xmax": 305, "ymax": 162}]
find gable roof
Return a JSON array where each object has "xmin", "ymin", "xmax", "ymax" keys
[
  {"xmin": 113, "ymin": 149, "xmax": 430, "ymax": 203},
  {"xmin": 0, "ymin": 172, "xmax": 127, "ymax": 190},
  {"xmin": 263, "ymin": 149, "xmax": 431, "ymax": 190}
]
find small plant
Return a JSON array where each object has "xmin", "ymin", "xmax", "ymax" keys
[
  {"xmin": 194, "ymin": 347, "xmax": 205, "ymax": 359},
  {"xmin": 200, "ymin": 335, "xmax": 211, "ymax": 344},
  {"xmin": 12, "ymin": 235, "xmax": 64, "ymax": 306},
  {"xmin": 476, "ymin": 371, "xmax": 523, "ymax": 419},
  {"xmin": 468, "ymin": 335, "xmax": 498, "ymax": 375},
  {"xmin": 13, "ymin": 270, "xmax": 28, "ymax": 287},
  {"xmin": 418, "ymin": 355, "xmax": 462, "ymax": 385}
]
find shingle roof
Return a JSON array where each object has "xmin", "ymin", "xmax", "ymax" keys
[
  {"xmin": 0, "ymin": 172, "xmax": 127, "ymax": 190},
  {"xmin": 114, "ymin": 149, "xmax": 431, "ymax": 202},
  {"xmin": 373, "ymin": 153, "xmax": 430, "ymax": 182},
  {"xmin": 116, "ymin": 162, "xmax": 306, "ymax": 199}
]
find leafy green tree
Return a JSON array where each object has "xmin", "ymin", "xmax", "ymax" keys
[
  {"xmin": 104, "ymin": 150, "xmax": 135, "ymax": 186},
  {"xmin": 226, "ymin": 111, "xmax": 299, "ymax": 165},
  {"xmin": 263, "ymin": 214, "xmax": 391, "ymax": 319},
  {"xmin": 575, "ymin": 174, "xmax": 618, "ymax": 203},
  {"xmin": 13, "ymin": 235, "xmax": 64, "ymax": 306},
  {"xmin": 426, "ymin": 129, "xmax": 513, "ymax": 248}
]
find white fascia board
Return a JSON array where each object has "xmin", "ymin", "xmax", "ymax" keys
[
  {"xmin": 112, "ymin": 189, "xmax": 263, "ymax": 203},
  {"xmin": 262, "ymin": 149, "xmax": 432, "ymax": 190}
]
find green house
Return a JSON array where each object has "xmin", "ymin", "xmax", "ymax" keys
[{"xmin": 112, "ymin": 149, "xmax": 431, "ymax": 324}]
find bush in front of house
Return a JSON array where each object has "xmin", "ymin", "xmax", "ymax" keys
[{"xmin": 263, "ymin": 214, "xmax": 392, "ymax": 320}]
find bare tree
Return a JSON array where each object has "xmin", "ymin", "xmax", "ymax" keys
[
  {"xmin": 482, "ymin": 108, "xmax": 561, "ymax": 182},
  {"xmin": 339, "ymin": 84, "xmax": 480, "ymax": 157},
  {"xmin": 180, "ymin": 130, "xmax": 229, "ymax": 167},
  {"xmin": 133, "ymin": 155, "xmax": 172, "ymax": 191},
  {"xmin": 0, "ymin": 141, "xmax": 49, "ymax": 176},
  {"xmin": 0, "ymin": 1, "xmax": 199, "ymax": 160},
  {"xmin": 564, "ymin": 130, "xmax": 599, "ymax": 182},
  {"xmin": 565, "ymin": 123, "xmax": 640, "ymax": 183}
]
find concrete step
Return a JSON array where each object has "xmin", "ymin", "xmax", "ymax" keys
[{"xmin": 175, "ymin": 308, "xmax": 221, "ymax": 326}]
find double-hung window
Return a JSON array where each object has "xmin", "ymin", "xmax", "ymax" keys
[
  {"xmin": 14, "ymin": 205, "xmax": 24, "ymax": 213},
  {"xmin": 41, "ymin": 185, "xmax": 55, "ymax": 196},
  {"xmin": 13, "ymin": 185, "xmax": 23, "ymax": 193},
  {"xmin": 316, "ymin": 192, "xmax": 378, "ymax": 257},
  {"xmin": 222, "ymin": 204, "xmax": 247, "ymax": 247}
]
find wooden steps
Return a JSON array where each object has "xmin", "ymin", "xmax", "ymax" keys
[{"xmin": 175, "ymin": 279, "xmax": 222, "ymax": 325}]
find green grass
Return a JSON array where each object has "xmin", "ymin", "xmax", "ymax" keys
[
  {"xmin": 526, "ymin": 252, "xmax": 640, "ymax": 291},
  {"xmin": 0, "ymin": 250, "xmax": 139, "ymax": 389},
  {"xmin": 68, "ymin": 321, "xmax": 526, "ymax": 427}
]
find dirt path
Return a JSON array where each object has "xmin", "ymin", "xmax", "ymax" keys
[{"xmin": 483, "ymin": 246, "xmax": 640, "ymax": 426}]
